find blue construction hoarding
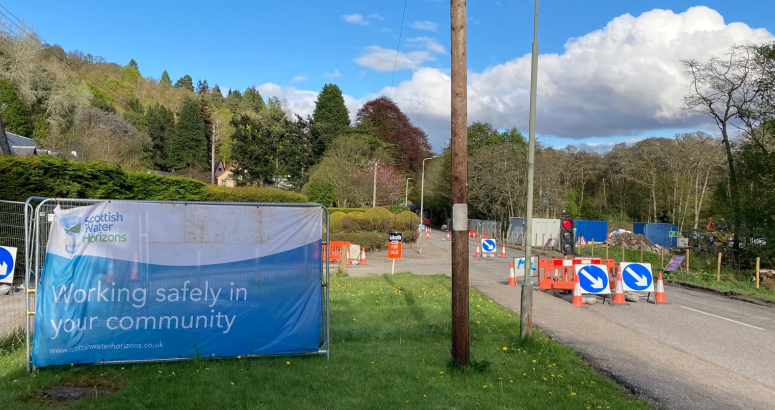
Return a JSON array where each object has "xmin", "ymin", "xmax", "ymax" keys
[
  {"xmin": 641, "ymin": 223, "xmax": 678, "ymax": 248},
  {"xmin": 574, "ymin": 220, "xmax": 608, "ymax": 243}
]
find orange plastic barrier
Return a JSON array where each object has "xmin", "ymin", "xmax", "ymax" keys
[
  {"xmin": 538, "ymin": 258, "xmax": 616, "ymax": 291},
  {"xmin": 322, "ymin": 241, "xmax": 351, "ymax": 263}
]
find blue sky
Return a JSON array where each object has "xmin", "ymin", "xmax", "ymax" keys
[{"xmin": 5, "ymin": 1, "xmax": 774, "ymax": 151}]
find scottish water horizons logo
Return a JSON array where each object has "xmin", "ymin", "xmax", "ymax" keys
[{"xmin": 59, "ymin": 211, "xmax": 128, "ymax": 253}]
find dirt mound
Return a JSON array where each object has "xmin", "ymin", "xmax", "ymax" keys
[{"xmin": 608, "ymin": 232, "xmax": 654, "ymax": 250}]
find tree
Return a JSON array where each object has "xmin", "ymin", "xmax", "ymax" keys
[
  {"xmin": 160, "ymin": 70, "xmax": 172, "ymax": 85},
  {"xmin": 0, "ymin": 79, "xmax": 31, "ymax": 136},
  {"xmin": 70, "ymin": 107, "xmax": 150, "ymax": 170},
  {"xmin": 224, "ymin": 90, "xmax": 242, "ymax": 114},
  {"xmin": 240, "ymin": 87, "xmax": 265, "ymax": 113},
  {"xmin": 146, "ymin": 104, "xmax": 176, "ymax": 170},
  {"xmin": 683, "ymin": 45, "xmax": 769, "ymax": 250},
  {"xmin": 127, "ymin": 59, "xmax": 138, "ymax": 70},
  {"xmin": 168, "ymin": 97, "xmax": 207, "ymax": 173},
  {"xmin": 210, "ymin": 85, "xmax": 225, "ymax": 108},
  {"xmin": 313, "ymin": 84, "xmax": 350, "ymax": 128},
  {"xmin": 174, "ymin": 75, "xmax": 195, "ymax": 92},
  {"xmin": 355, "ymin": 96, "xmax": 431, "ymax": 172},
  {"xmin": 196, "ymin": 79, "xmax": 209, "ymax": 96}
]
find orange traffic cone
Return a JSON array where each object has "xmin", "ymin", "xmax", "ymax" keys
[
  {"xmin": 446, "ymin": 232, "xmax": 450, "ymax": 241},
  {"xmin": 500, "ymin": 244, "xmax": 507, "ymax": 258},
  {"xmin": 130, "ymin": 253, "xmax": 139, "ymax": 281},
  {"xmin": 426, "ymin": 228, "xmax": 430, "ymax": 240},
  {"xmin": 612, "ymin": 271, "xmax": 626, "ymax": 305},
  {"xmin": 572, "ymin": 275, "xmax": 584, "ymax": 307},
  {"xmin": 360, "ymin": 248, "xmax": 367, "ymax": 265},
  {"xmin": 654, "ymin": 272, "xmax": 667, "ymax": 304},
  {"xmin": 508, "ymin": 262, "xmax": 516, "ymax": 286},
  {"xmin": 474, "ymin": 245, "xmax": 481, "ymax": 258}
]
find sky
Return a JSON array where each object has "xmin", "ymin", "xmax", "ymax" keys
[{"xmin": 4, "ymin": 0, "xmax": 774, "ymax": 152}]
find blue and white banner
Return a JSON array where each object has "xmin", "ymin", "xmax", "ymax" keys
[{"xmin": 32, "ymin": 202, "xmax": 323, "ymax": 367}]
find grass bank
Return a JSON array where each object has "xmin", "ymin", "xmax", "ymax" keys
[{"xmin": 0, "ymin": 273, "xmax": 651, "ymax": 409}]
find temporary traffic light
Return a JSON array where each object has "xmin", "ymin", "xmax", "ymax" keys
[{"xmin": 560, "ymin": 212, "xmax": 574, "ymax": 255}]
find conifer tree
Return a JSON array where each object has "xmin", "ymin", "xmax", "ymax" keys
[
  {"xmin": 167, "ymin": 97, "xmax": 207, "ymax": 172},
  {"xmin": 160, "ymin": 70, "xmax": 172, "ymax": 85},
  {"xmin": 0, "ymin": 79, "xmax": 31, "ymax": 136},
  {"xmin": 312, "ymin": 83, "xmax": 350, "ymax": 127},
  {"xmin": 174, "ymin": 75, "xmax": 195, "ymax": 92}
]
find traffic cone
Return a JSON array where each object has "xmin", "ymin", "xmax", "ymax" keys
[
  {"xmin": 360, "ymin": 248, "xmax": 367, "ymax": 265},
  {"xmin": 612, "ymin": 271, "xmax": 626, "ymax": 305},
  {"xmin": 500, "ymin": 244, "xmax": 507, "ymax": 258},
  {"xmin": 508, "ymin": 262, "xmax": 516, "ymax": 286},
  {"xmin": 572, "ymin": 275, "xmax": 584, "ymax": 307},
  {"xmin": 474, "ymin": 245, "xmax": 481, "ymax": 258},
  {"xmin": 446, "ymin": 232, "xmax": 450, "ymax": 241},
  {"xmin": 130, "ymin": 253, "xmax": 139, "ymax": 281},
  {"xmin": 654, "ymin": 272, "xmax": 667, "ymax": 304},
  {"xmin": 426, "ymin": 227, "xmax": 430, "ymax": 240}
]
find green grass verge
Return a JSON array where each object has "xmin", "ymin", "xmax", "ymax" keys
[
  {"xmin": 0, "ymin": 273, "xmax": 652, "ymax": 409},
  {"xmin": 575, "ymin": 245, "xmax": 775, "ymax": 302}
]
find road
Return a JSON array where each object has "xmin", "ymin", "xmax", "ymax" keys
[{"xmin": 349, "ymin": 229, "xmax": 775, "ymax": 410}]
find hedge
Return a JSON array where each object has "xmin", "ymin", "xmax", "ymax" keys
[
  {"xmin": 328, "ymin": 207, "xmax": 369, "ymax": 214},
  {"xmin": 331, "ymin": 230, "xmax": 418, "ymax": 251},
  {"xmin": 0, "ymin": 156, "xmax": 307, "ymax": 203}
]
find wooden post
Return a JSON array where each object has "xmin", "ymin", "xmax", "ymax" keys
[
  {"xmin": 717, "ymin": 252, "xmax": 722, "ymax": 282},
  {"xmin": 450, "ymin": 0, "xmax": 469, "ymax": 366},
  {"xmin": 686, "ymin": 248, "xmax": 690, "ymax": 275},
  {"xmin": 622, "ymin": 243, "xmax": 625, "ymax": 262},
  {"xmin": 756, "ymin": 257, "xmax": 760, "ymax": 289},
  {"xmin": 661, "ymin": 247, "xmax": 664, "ymax": 269},
  {"xmin": 640, "ymin": 243, "xmax": 643, "ymax": 263},
  {"xmin": 605, "ymin": 243, "xmax": 609, "ymax": 260},
  {"xmin": 591, "ymin": 243, "xmax": 594, "ymax": 257}
]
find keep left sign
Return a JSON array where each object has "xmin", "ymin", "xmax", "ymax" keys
[
  {"xmin": 0, "ymin": 246, "xmax": 18, "ymax": 284},
  {"xmin": 620, "ymin": 262, "xmax": 654, "ymax": 292}
]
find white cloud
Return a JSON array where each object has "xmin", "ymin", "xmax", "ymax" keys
[
  {"xmin": 261, "ymin": 7, "xmax": 774, "ymax": 151},
  {"xmin": 370, "ymin": 7, "xmax": 774, "ymax": 147},
  {"xmin": 341, "ymin": 13, "xmax": 382, "ymax": 25},
  {"xmin": 290, "ymin": 75, "xmax": 307, "ymax": 83},
  {"xmin": 410, "ymin": 21, "xmax": 438, "ymax": 32},
  {"xmin": 324, "ymin": 69, "xmax": 342, "ymax": 78},
  {"xmin": 355, "ymin": 37, "xmax": 446, "ymax": 72}
]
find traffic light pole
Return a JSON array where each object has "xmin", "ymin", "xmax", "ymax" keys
[{"xmin": 521, "ymin": 0, "xmax": 539, "ymax": 340}]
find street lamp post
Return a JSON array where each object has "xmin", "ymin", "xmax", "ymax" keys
[
  {"xmin": 404, "ymin": 177, "xmax": 413, "ymax": 207},
  {"xmin": 419, "ymin": 156, "xmax": 439, "ymax": 255}
]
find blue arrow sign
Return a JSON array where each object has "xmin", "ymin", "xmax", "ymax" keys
[
  {"xmin": 576, "ymin": 264, "xmax": 610, "ymax": 294},
  {"xmin": 620, "ymin": 262, "xmax": 653, "ymax": 292},
  {"xmin": 481, "ymin": 239, "xmax": 496, "ymax": 253},
  {"xmin": 0, "ymin": 246, "xmax": 17, "ymax": 283}
]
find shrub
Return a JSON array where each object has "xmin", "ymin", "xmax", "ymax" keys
[
  {"xmin": 305, "ymin": 180, "xmax": 336, "ymax": 207},
  {"xmin": 331, "ymin": 232, "xmax": 387, "ymax": 251},
  {"xmin": 340, "ymin": 212, "xmax": 367, "ymax": 233},
  {"xmin": 126, "ymin": 172, "xmax": 205, "ymax": 201},
  {"xmin": 364, "ymin": 207, "xmax": 395, "ymax": 232},
  {"xmin": 328, "ymin": 207, "xmax": 368, "ymax": 214},
  {"xmin": 395, "ymin": 211, "xmax": 420, "ymax": 231},
  {"xmin": 329, "ymin": 212, "xmax": 346, "ymax": 233},
  {"xmin": 386, "ymin": 205, "xmax": 410, "ymax": 214},
  {"xmin": 201, "ymin": 185, "xmax": 307, "ymax": 203}
]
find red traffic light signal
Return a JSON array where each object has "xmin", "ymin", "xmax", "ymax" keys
[{"xmin": 562, "ymin": 220, "xmax": 572, "ymax": 229}]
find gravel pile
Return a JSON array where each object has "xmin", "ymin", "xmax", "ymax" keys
[{"xmin": 608, "ymin": 232, "xmax": 659, "ymax": 252}]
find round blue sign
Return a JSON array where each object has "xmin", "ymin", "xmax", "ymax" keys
[
  {"xmin": 0, "ymin": 247, "xmax": 15, "ymax": 281},
  {"xmin": 482, "ymin": 239, "xmax": 496, "ymax": 252},
  {"xmin": 622, "ymin": 263, "xmax": 653, "ymax": 291},
  {"xmin": 578, "ymin": 265, "xmax": 609, "ymax": 294}
]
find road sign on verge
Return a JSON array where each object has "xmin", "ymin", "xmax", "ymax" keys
[
  {"xmin": 576, "ymin": 264, "xmax": 610, "ymax": 294},
  {"xmin": 388, "ymin": 242, "xmax": 402, "ymax": 259},
  {"xmin": 665, "ymin": 255, "xmax": 685, "ymax": 272},
  {"xmin": 481, "ymin": 238, "xmax": 496, "ymax": 254},
  {"xmin": 620, "ymin": 262, "xmax": 654, "ymax": 292},
  {"xmin": 0, "ymin": 246, "xmax": 18, "ymax": 284}
]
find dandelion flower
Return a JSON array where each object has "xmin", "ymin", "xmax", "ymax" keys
[
  {"xmin": 571, "ymin": 392, "xmax": 577, "ymax": 396},
  {"xmin": 286, "ymin": 361, "xmax": 291, "ymax": 365},
  {"xmin": 502, "ymin": 347, "xmax": 508, "ymax": 351},
  {"xmin": 158, "ymin": 370, "xmax": 162, "ymax": 374},
  {"xmin": 231, "ymin": 382, "xmax": 234, "ymax": 386},
  {"xmin": 439, "ymin": 371, "xmax": 444, "ymax": 375},
  {"xmin": 353, "ymin": 318, "xmax": 357, "ymax": 321},
  {"xmin": 237, "ymin": 356, "xmax": 242, "ymax": 359},
  {"xmin": 483, "ymin": 385, "xmax": 487, "ymax": 389},
  {"xmin": 532, "ymin": 360, "xmax": 536, "ymax": 363}
]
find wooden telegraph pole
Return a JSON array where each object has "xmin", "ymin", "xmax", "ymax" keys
[{"xmin": 450, "ymin": 0, "xmax": 469, "ymax": 366}]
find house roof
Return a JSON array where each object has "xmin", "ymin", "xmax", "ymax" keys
[{"xmin": 6, "ymin": 132, "xmax": 39, "ymax": 149}]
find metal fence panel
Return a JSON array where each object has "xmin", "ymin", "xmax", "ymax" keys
[
  {"xmin": 0, "ymin": 200, "xmax": 32, "ymax": 341},
  {"xmin": 26, "ymin": 198, "xmax": 329, "ymax": 371}
]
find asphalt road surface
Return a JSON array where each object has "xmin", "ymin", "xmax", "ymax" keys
[{"xmin": 349, "ymin": 229, "xmax": 775, "ymax": 410}]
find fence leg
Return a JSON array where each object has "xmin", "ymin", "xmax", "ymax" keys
[
  {"xmin": 661, "ymin": 247, "xmax": 664, "ymax": 270},
  {"xmin": 717, "ymin": 252, "xmax": 722, "ymax": 282},
  {"xmin": 591, "ymin": 244, "xmax": 594, "ymax": 257},
  {"xmin": 606, "ymin": 243, "xmax": 609, "ymax": 260},
  {"xmin": 756, "ymin": 257, "xmax": 760, "ymax": 289}
]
